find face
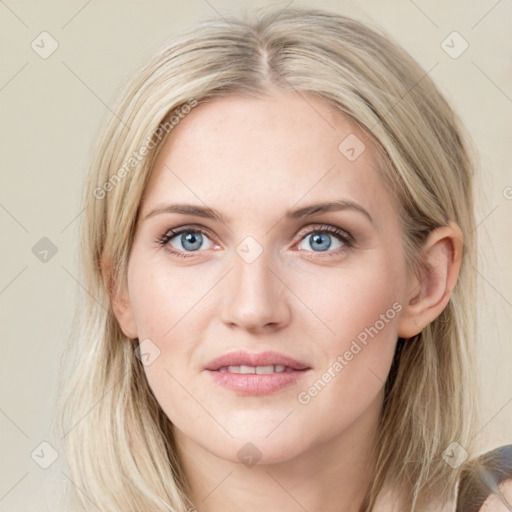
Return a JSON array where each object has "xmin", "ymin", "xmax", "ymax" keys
[{"xmin": 117, "ymin": 90, "xmax": 412, "ymax": 464}]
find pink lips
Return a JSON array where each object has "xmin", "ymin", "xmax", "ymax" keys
[
  {"xmin": 203, "ymin": 350, "xmax": 311, "ymax": 396},
  {"xmin": 204, "ymin": 350, "xmax": 310, "ymax": 371}
]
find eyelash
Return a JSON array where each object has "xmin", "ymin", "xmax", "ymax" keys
[{"xmin": 155, "ymin": 224, "xmax": 356, "ymax": 260}]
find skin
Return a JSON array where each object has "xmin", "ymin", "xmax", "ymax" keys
[{"xmin": 111, "ymin": 90, "xmax": 463, "ymax": 512}]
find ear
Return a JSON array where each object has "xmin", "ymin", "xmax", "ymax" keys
[
  {"xmin": 101, "ymin": 255, "xmax": 138, "ymax": 339},
  {"xmin": 398, "ymin": 221, "xmax": 464, "ymax": 339}
]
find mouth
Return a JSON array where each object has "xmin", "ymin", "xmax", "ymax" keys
[
  {"xmin": 203, "ymin": 350, "xmax": 311, "ymax": 371},
  {"xmin": 203, "ymin": 350, "xmax": 311, "ymax": 395}
]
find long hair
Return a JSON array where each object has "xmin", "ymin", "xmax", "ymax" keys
[{"xmin": 52, "ymin": 6, "xmax": 481, "ymax": 511}]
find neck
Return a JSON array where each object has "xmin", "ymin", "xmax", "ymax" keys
[{"xmin": 173, "ymin": 393, "xmax": 383, "ymax": 512}]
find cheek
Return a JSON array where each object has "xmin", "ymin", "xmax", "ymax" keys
[
  {"xmin": 293, "ymin": 260, "xmax": 404, "ymax": 413},
  {"xmin": 127, "ymin": 258, "xmax": 212, "ymax": 423},
  {"xmin": 128, "ymin": 256, "xmax": 203, "ymax": 341},
  {"xmin": 329, "ymin": 281, "xmax": 403, "ymax": 358},
  {"xmin": 298, "ymin": 253, "xmax": 404, "ymax": 356},
  {"xmin": 292, "ymin": 302, "xmax": 400, "ymax": 448}
]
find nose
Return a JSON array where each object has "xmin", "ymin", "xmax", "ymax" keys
[{"xmin": 219, "ymin": 248, "xmax": 291, "ymax": 334}]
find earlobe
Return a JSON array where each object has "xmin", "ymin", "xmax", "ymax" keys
[
  {"xmin": 397, "ymin": 221, "xmax": 463, "ymax": 339},
  {"xmin": 101, "ymin": 255, "xmax": 138, "ymax": 339}
]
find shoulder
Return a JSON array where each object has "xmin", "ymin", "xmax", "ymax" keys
[{"xmin": 456, "ymin": 444, "xmax": 512, "ymax": 512}]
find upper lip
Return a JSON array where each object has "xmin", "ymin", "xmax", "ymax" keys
[{"xmin": 203, "ymin": 350, "xmax": 311, "ymax": 371}]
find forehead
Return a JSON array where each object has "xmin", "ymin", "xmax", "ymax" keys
[{"xmin": 140, "ymin": 91, "xmax": 395, "ymax": 223}]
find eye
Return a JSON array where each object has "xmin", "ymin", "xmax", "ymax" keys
[
  {"xmin": 296, "ymin": 225, "xmax": 355, "ymax": 257},
  {"xmin": 156, "ymin": 226, "xmax": 215, "ymax": 258},
  {"xmin": 156, "ymin": 224, "xmax": 355, "ymax": 259}
]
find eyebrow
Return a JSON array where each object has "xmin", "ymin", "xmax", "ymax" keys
[{"xmin": 142, "ymin": 200, "xmax": 373, "ymax": 224}]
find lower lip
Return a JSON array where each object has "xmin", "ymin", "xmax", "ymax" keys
[{"xmin": 206, "ymin": 369, "xmax": 310, "ymax": 395}]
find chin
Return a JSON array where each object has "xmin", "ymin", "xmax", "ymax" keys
[{"xmin": 218, "ymin": 438, "xmax": 308, "ymax": 467}]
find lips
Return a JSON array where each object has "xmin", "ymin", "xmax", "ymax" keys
[
  {"xmin": 204, "ymin": 350, "xmax": 311, "ymax": 396},
  {"xmin": 203, "ymin": 350, "xmax": 311, "ymax": 372}
]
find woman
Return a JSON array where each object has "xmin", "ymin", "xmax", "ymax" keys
[{"xmin": 53, "ymin": 6, "xmax": 511, "ymax": 511}]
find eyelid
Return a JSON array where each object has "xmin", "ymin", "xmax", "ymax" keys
[
  {"xmin": 295, "ymin": 223, "xmax": 354, "ymax": 244},
  {"xmin": 159, "ymin": 224, "xmax": 221, "ymax": 249}
]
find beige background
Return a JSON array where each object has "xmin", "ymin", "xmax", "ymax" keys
[{"xmin": 1, "ymin": 1, "xmax": 511, "ymax": 510}]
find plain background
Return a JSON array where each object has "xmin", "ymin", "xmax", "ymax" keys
[{"xmin": 1, "ymin": 1, "xmax": 511, "ymax": 510}]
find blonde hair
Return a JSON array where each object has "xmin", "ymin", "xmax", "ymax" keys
[{"xmin": 53, "ymin": 6, "xmax": 481, "ymax": 511}]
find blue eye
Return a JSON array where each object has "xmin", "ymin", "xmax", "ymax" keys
[
  {"xmin": 160, "ymin": 229, "xmax": 214, "ymax": 256},
  {"xmin": 301, "ymin": 232, "xmax": 336, "ymax": 252},
  {"xmin": 296, "ymin": 226, "xmax": 354, "ymax": 256},
  {"xmin": 176, "ymin": 232, "xmax": 204, "ymax": 251}
]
